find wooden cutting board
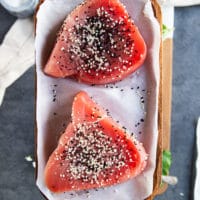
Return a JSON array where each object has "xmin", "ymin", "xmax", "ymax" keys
[{"xmin": 146, "ymin": 2, "xmax": 173, "ymax": 199}]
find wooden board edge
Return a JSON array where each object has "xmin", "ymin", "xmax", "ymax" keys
[
  {"xmin": 146, "ymin": 2, "xmax": 173, "ymax": 199},
  {"xmin": 146, "ymin": 0, "xmax": 163, "ymax": 199},
  {"xmin": 155, "ymin": 38, "xmax": 173, "ymax": 197}
]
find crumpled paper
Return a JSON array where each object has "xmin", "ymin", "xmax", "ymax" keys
[{"xmin": 35, "ymin": 0, "xmax": 160, "ymax": 199}]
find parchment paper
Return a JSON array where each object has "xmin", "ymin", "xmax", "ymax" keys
[{"xmin": 35, "ymin": 0, "xmax": 160, "ymax": 199}]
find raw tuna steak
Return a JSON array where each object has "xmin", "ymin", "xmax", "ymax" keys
[
  {"xmin": 44, "ymin": 0, "xmax": 147, "ymax": 84},
  {"xmin": 44, "ymin": 91, "xmax": 147, "ymax": 192}
]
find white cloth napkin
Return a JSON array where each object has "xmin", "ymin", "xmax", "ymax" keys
[
  {"xmin": 194, "ymin": 118, "xmax": 200, "ymax": 200},
  {"xmin": 159, "ymin": 0, "xmax": 200, "ymax": 6},
  {"xmin": 0, "ymin": 18, "xmax": 34, "ymax": 105},
  {"xmin": 0, "ymin": 1, "xmax": 199, "ymax": 106},
  {"xmin": 174, "ymin": 0, "xmax": 200, "ymax": 6}
]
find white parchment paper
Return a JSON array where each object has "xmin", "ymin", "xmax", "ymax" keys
[{"xmin": 35, "ymin": 0, "xmax": 160, "ymax": 199}]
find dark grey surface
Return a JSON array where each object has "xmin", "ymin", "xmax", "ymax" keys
[
  {"xmin": 0, "ymin": 5, "xmax": 43, "ymax": 200},
  {"xmin": 0, "ymin": 4, "xmax": 200, "ymax": 200},
  {"xmin": 0, "ymin": 5, "xmax": 15, "ymax": 43}
]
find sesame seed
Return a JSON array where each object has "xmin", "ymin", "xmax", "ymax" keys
[
  {"xmin": 55, "ymin": 6, "xmax": 137, "ymax": 79},
  {"xmin": 56, "ymin": 121, "xmax": 136, "ymax": 185},
  {"xmin": 61, "ymin": 47, "xmax": 65, "ymax": 51}
]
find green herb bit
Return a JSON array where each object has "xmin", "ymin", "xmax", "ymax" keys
[
  {"xmin": 162, "ymin": 24, "xmax": 174, "ymax": 40},
  {"xmin": 162, "ymin": 150, "xmax": 172, "ymax": 176}
]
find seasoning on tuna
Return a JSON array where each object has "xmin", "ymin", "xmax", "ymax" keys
[
  {"xmin": 44, "ymin": 0, "xmax": 146, "ymax": 85},
  {"xmin": 44, "ymin": 91, "xmax": 147, "ymax": 193}
]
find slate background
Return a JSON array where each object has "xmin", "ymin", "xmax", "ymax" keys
[{"xmin": 0, "ymin": 4, "xmax": 200, "ymax": 200}]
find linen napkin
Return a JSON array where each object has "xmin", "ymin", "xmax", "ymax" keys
[
  {"xmin": 194, "ymin": 118, "xmax": 200, "ymax": 200},
  {"xmin": 0, "ymin": 18, "xmax": 34, "ymax": 105},
  {"xmin": 174, "ymin": 0, "xmax": 200, "ymax": 6},
  {"xmin": 159, "ymin": 0, "xmax": 200, "ymax": 6}
]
